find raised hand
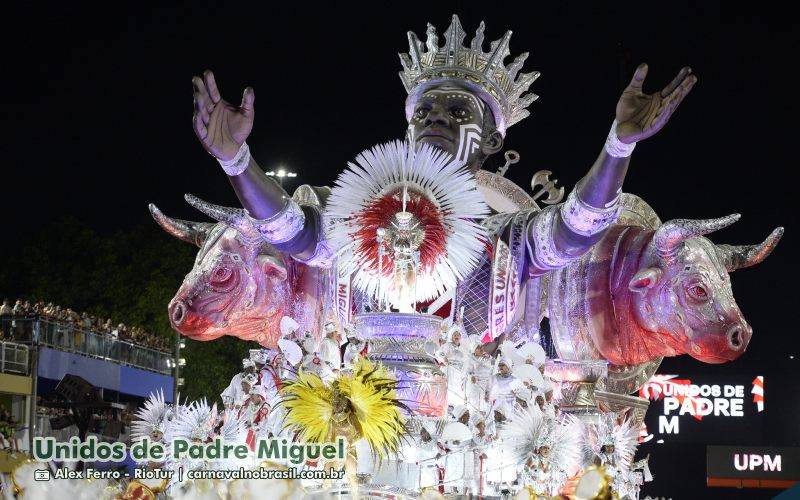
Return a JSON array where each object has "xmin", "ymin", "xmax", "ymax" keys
[
  {"xmin": 615, "ymin": 63, "xmax": 697, "ymax": 143},
  {"xmin": 192, "ymin": 70, "xmax": 255, "ymax": 161}
]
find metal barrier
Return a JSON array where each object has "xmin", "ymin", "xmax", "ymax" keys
[
  {"xmin": 0, "ymin": 340, "xmax": 29, "ymax": 375},
  {"xmin": 1, "ymin": 317, "xmax": 172, "ymax": 375}
]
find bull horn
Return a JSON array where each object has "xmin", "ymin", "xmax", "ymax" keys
[
  {"xmin": 654, "ymin": 214, "xmax": 741, "ymax": 261},
  {"xmin": 184, "ymin": 193, "xmax": 247, "ymax": 224},
  {"xmin": 716, "ymin": 227, "xmax": 784, "ymax": 272},
  {"xmin": 184, "ymin": 194, "xmax": 262, "ymax": 243},
  {"xmin": 149, "ymin": 203, "xmax": 214, "ymax": 247}
]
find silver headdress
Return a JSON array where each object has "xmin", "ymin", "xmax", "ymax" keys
[
  {"xmin": 400, "ymin": 14, "xmax": 540, "ymax": 136},
  {"xmin": 585, "ymin": 413, "xmax": 640, "ymax": 469},
  {"xmin": 500, "ymin": 406, "xmax": 583, "ymax": 475},
  {"xmin": 131, "ymin": 389, "xmax": 171, "ymax": 441},
  {"xmin": 171, "ymin": 398, "xmax": 217, "ymax": 443}
]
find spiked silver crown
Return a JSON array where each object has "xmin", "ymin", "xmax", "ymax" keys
[{"xmin": 400, "ymin": 14, "xmax": 540, "ymax": 136}]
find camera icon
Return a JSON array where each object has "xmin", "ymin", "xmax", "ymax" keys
[{"xmin": 34, "ymin": 469, "xmax": 50, "ymax": 481}]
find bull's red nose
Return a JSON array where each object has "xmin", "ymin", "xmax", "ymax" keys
[{"xmin": 170, "ymin": 300, "xmax": 187, "ymax": 326}]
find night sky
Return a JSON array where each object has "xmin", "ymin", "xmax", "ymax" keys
[{"xmin": 6, "ymin": 2, "xmax": 799, "ymax": 497}]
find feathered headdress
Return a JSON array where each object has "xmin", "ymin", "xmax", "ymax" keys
[
  {"xmin": 500, "ymin": 405, "xmax": 583, "ymax": 476},
  {"xmin": 131, "ymin": 389, "xmax": 171, "ymax": 441},
  {"xmin": 585, "ymin": 413, "xmax": 639, "ymax": 470},
  {"xmin": 279, "ymin": 358, "xmax": 409, "ymax": 461},
  {"xmin": 170, "ymin": 399, "xmax": 217, "ymax": 443},
  {"xmin": 217, "ymin": 407, "xmax": 248, "ymax": 444},
  {"xmin": 324, "ymin": 140, "xmax": 489, "ymax": 305}
]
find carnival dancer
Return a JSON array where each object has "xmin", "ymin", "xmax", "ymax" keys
[
  {"xmin": 253, "ymin": 348, "xmax": 282, "ymax": 401},
  {"xmin": 442, "ymin": 405, "xmax": 472, "ymax": 492},
  {"xmin": 500, "ymin": 404, "xmax": 582, "ymax": 497},
  {"xmin": 413, "ymin": 421, "xmax": 442, "ymax": 491},
  {"xmin": 514, "ymin": 363, "xmax": 545, "ymax": 395},
  {"xmin": 275, "ymin": 338, "xmax": 303, "ymax": 378},
  {"xmin": 166, "ymin": 399, "xmax": 246, "ymax": 486},
  {"xmin": 484, "ymin": 404, "xmax": 517, "ymax": 495},
  {"xmin": 300, "ymin": 337, "xmax": 333, "ymax": 380},
  {"xmin": 319, "ymin": 322, "xmax": 341, "ymax": 373},
  {"xmin": 586, "ymin": 413, "xmax": 640, "ymax": 493},
  {"xmin": 279, "ymin": 358, "xmax": 407, "ymax": 495},
  {"xmin": 489, "ymin": 356, "xmax": 521, "ymax": 410},
  {"xmin": 239, "ymin": 374, "xmax": 270, "ymax": 451},
  {"xmin": 441, "ymin": 420, "xmax": 472, "ymax": 494},
  {"xmin": 469, "ymin": 412, "xmax": 491, "ymax": 496},
  {"xmin": 464, "ymin": 335, "xmax": 493, "ymax": 415},
  {"xmin": 442, "ymin": 322, "xmax": 467, "ymax": 406},
  {"xmin": 618, "ymin": 454, "xmax": 653, "ymax": 499},
  {"xmin": 341, "ymin": 327, "xmax": 368, "ymax": 370},
  {"xmin": 221, "ymin": 358, "xmax": 256, "ymax": 410},
  {"xmin": 517, "ymin": 342, "xmax": 546, "ymax": 372},
  {"xmin": 129, "ymin": 390, "xmax": 174, "ymax": 497}
]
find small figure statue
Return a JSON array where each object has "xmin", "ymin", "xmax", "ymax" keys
[{"xmin": 388, "ymin": 211, "xmax": 424, "ymax": 312}]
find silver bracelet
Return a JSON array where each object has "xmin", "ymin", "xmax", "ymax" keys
[
  {"xmin": 246, "ymin": 197, "xmax": 305, "ymax": 244},
  {"xmin": 604, "ymin": 120, "xmax": 636, "ymax": 158},
  {"xmin": 293, "ymin": 238, "xmax": 334, "ymax": 269},
  {"xmin": 292, "ymin": 207, "xmax": 334, "ymax": 268},
  {"xmin": 217, "ymin": 142, "xmax": 251, "ymax": 176},
  {"xmin": 526, "ymin": 205, "xmax": 572, "ymax": 270},
  {"xmin": 560, "ymin": 189, "xmax": 621, "ymax": 237}
]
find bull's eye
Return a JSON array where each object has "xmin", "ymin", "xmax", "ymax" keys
[
  {"xmin": 688, "ymin": 284, "xmax": 709, "ymax": 300},
  {"xmin": 211, "ymin": 267, "xmax": 233, "ymax": 284}
]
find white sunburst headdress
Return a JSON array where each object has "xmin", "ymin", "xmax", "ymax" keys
[
  {"xmin": 500, "ymin": 405, "xmax": 583, "ymax": 476},
  {"xmin": 170, "ymin": 398, "xmax": 217, "ymax": 443},
  {"xmin": 324, "ymin": 140, "xmax": 490, "ymax": 305},
  {"xmin": 131, "ymin": 389, "xmax": 171, "ymax": 442},
  {"xmin": 585, "ymin": 413, "xmax": 640, "ymax": 470}
]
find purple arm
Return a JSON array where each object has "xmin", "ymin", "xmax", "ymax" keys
[
  {"xmin": 227, "ymin": 157, "xmax": 320, "ymax": 259},
  {"xmin": 526, "ymin": 147, "xmax": 630, "ymax": 277}
]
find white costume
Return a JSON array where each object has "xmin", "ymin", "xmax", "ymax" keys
[
  {"xmin": 413, "ymin": 422, "xmax": 442, "ymax": 490},
  {"xmin": 490, "ymin": 363, "xmax": 521, "ymax": 410},
  {"xmin": 319, "ymin": 322, "xmax": 341, "ymax": 372},
  {"xmin": 442, "ymin": 333, "xmax": 466, "ymax": 406},
  {"xmin": 443, "ymin": 408, "xmax": 471, "ymax": 492},
  {"xmin": 464, "ymin": 335, "xmax": 493, "ymax": 414},
  {"xmin": 221, "ymin": 358, "xmax": 255, "ymax": 410},
  {"xmin": 342, "ymin": 329, "xmax": 366, "ymax": 370}
]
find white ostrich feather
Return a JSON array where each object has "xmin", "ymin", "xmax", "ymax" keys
[
  {"xmin": 585, "ymin": 413, "xmax": 640, "ymax": 471},
  {"xmin": 217, "ymin": 407, "xmax": 248, "ymax": 445},
  {"xmin": 499, "ymin": 405, "xmax": 583, "ymax": 476},
  {"xmin": 499, "ymin": 403, "xmax": 545, "ymax": 463},
  {"xmin": 324, "ymin": 140, "xmax": 489, "ymax": 303},
  {"xmin": 170, "ymin": 399, "xmax": 216, "ymax": 443},
  {"xmin": 131, "ymin": 388, "xmax": 170, "ymax": 441}
]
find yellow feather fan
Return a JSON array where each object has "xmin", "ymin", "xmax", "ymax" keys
[{"xmin": 279, "ymin": 358, "xmax": 409, "ymax": 460}]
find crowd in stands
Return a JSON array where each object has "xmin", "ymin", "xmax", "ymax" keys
[
  {"xmin": 0, "ymin": 406, "xmax": 20, "ymax": 457},
  {"xmin": 0, "ymin": 298, "xmax": 171, "ymax": 352}
]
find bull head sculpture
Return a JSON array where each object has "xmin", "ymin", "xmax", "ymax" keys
[
  {"xmin": 626, "ymin": 214, "xmax": 783, "ymax": 363},
  {"xmin": 150, "ymin": 197, "xmax": 290, "ymax": 347}
]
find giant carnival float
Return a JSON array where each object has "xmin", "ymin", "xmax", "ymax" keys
[{"xmin": 5, "ymin": 14, "xmax": 783, "ymax": 500}]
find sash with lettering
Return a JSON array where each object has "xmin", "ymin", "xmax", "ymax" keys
[
  {"xmin": 334, "ymin": 262, "xmax": 352, "ymax": 326},
  {"xmin": 489, "ymin": 239, "xmax": 512, "ymax": 341},
  {"xmin": 488, "ymin": 210, "xmax": 530, "ymax": 340}
]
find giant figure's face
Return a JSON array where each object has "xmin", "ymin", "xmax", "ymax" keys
[{"xmin": 408, "ymin": 84, "xmax": 502, "ymax": 171}]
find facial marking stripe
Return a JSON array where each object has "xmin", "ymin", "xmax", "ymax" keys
[{"xmin": 456, "ymin": 123, "xmax": 483, "ymax": 163}]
